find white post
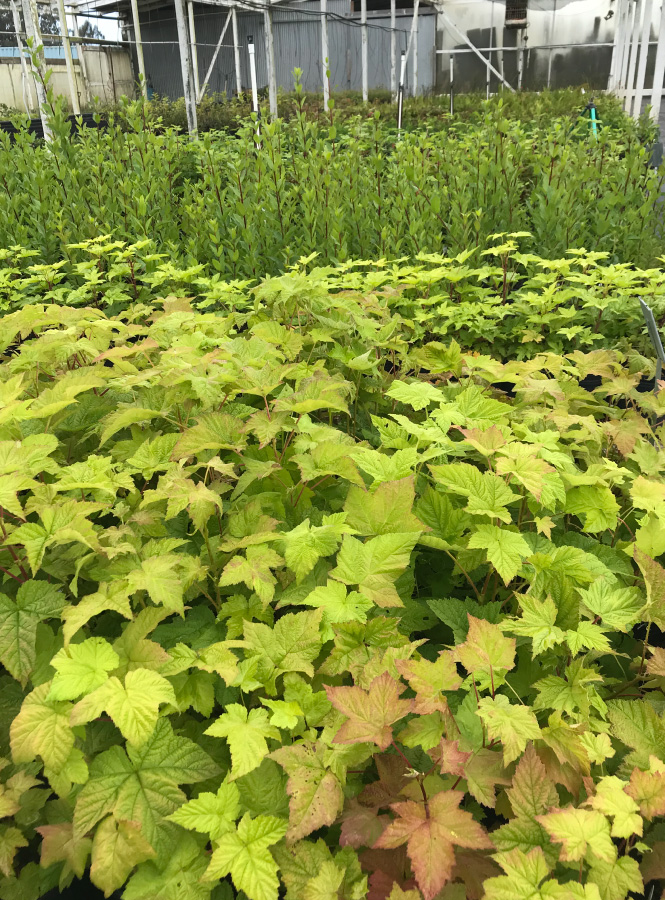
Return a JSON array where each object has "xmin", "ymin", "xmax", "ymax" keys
[
  {"xmin": 547, "ymin": 0, "xmax": 557, "ymax": 88},
  {"xmin": 412, "ymin": 0, "xmax": 419, "ymax": 97},
  {"xmin": 619, "ymin": 0, "xmax": 636, "ymax": 93},
  {"xmin": 199, "ymin": 9, "xmax": 231, "ymax": 100},
  {"xmin": 54, "ymin": 0, "xmax": 80, "ymax": 114},
  {"xmin": 232, "ymin": 6, "xmax": 242, "ymax": 95},
  {"xmin": 486, "ymin": 0, "xmax": 494, "ymax": 99},
  {"xmin": 390, "ymin": 0, "xmax": 396, "ymax": 100},
  {"xmin": 188, "ymin": 1, "xmax": 201, "ymax": 101},
  {"xmin": 608, "ymin": 0, "xmax": 625, "ymax": 91},
  {"xmin": 449, "ymin": 53, "xmax": 453, "ymax": 113},
  {"xmin": 129, "ymin": 0, "xmax": 148, "ymax": 98},
  {"xmin": 361, "ymin": 0, "xmax": 368, "ymax": 102},
  {"xmin": 20, "ymin": 0, "xmax": 52, "ymax": 139},
  {"xmin": 174, "ymin": 0, "xmax": 198, "ymax": 135},
  {"xmin": 9, "ymin": 0, "xmax": 34, "ymax": 112},
  {"xmin": 517, "ymin": 29, "xmax": 524, "ymax": 90},
  {"xmin": 264, "ymin": 5, "xmax": 277, "ymax": 118},
  {"xmin": 397, "ymin": 48, "xmax": 405, "ymax": 131},
  {"xmin": 624, "ymin": 0, "xmax": 644, "ymax": 111},
  {"xmin": 71, "ymin": 12, "xmax": 89, "ymax": 105},
  {"xmin": 650, "ymin": 0, "xmax": 665, "ymax": 120},
  {"xmin": 248, "ymin": 33, "xmax": 259, "ymax": 112},
  {"xmin": 632, "ymin": 0, "xmax": 653, "ymax": 116},
  {"xmin": 321, "ymin": 0, "xmax": 329, "ymax": 111}
]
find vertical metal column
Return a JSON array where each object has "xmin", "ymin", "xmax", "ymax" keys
[
  {"xmin": 412, "ymin": 0, "xmax": 419, "ymax": 96},
  {"xmin": 54, "ymin": 0, "xmax": 80, "ymax": 114},
  {"xmin": 486, "ymin": 0, "xmax": 494, "ymax": 99},
  {"xmin": 390, "ymin": 0, "xmax": 396, "ymax": 100},
  {"xmin": 547, "ymin": 0, "xmax": 557, "ymax": 88},
  {"xmin": 264, "ymin": 5, "xmax": 277, "ymax": 118},
  {"xmin": 651, "ymin": 0, "xmax": 665, "ymax": 120},
  {"xmin": 20, "ymin": 0, "xmax": 52, "ymax": 139},
  {"xmin": 619, "ymin": 0, "xmax": 636, "ymax": 93},
  {"xmin": 321, "ymin": 0, "xmax": 329, "ymax": 111},
  {"xmin": 232, "ymin": 6, "xmax": 242, "ymax": 95},
  {"xmin": 187, "ymin": 1, "xmax": 201, "ymax": 101},
  {"xmin": 633, "ymin": 0, "xmax": 654, "ymax": 115},
  {"xmin": 9, "ymin": 0, "xmax": 34, "ymax": 112},
  {"xmin": 129, "ymin": 0, "xmax": 148, "ymax": 98},
  {"xmin": 624, "ymin": 0, "xmax": 644, "ymax": 111},
  {"xmin": 174, "ymin": 0, "xmax": 198, "ymax": 135},
  {"xmin": 361, "ymin": 0, "xmax": 368, "ymax": 102}
]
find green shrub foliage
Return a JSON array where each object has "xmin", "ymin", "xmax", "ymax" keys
[{"xmin": 0, "ymin": 254, "xmax": 664, "ymax": 899}]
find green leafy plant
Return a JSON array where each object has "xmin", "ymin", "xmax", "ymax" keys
[{"xmin": 0, "ymin": 265, "xmax": 663, "ymax": 900}]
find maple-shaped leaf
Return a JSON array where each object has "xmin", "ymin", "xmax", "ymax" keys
[
  {"xmin": 430, "ymin": 463, "xmax": 519, "ymax": 523},
  {"xmin": 166, "ymin": 778, "xmax": 240, "ymax": 839},
  {"xmin": 326, "ymin": 672, "xmax": 413, "ymax": 750},
  {"xmin": 340, "ymin": 797, "xmax": 390, "ymax": 850},
  {"xmin": 588, "ymin": 854, "xmax": 642, "ymax": 900},
  {"xmin": 243, "ymin": 609, "xmax": 323, "ymax": 694},
  {"xmin": 123, "ymin": 834, "xmax": 210, "ymax": 900},
  {"xmin": 90, "ymin": 817, "xmax": 155, "ymax": 898},
  {"xmin": 454, "ymin": 615, "xmax": 515, "ymax": 679},
  {"xmin": 435, "ymin": 739, "xmax": 471, "ymax": 778},
  {"xmin": 279, "ymin": 514, "xmax": 351, "ymax": 582},
  {"xmin": 0, "ymin": 580, "xmax": 64, "ymax": 684},
  {"xmin": 482, "ymin": 847, "xmax": 577, "ymax": 900},
  {"xmin": 468, "ymin": 525, "xmax": 530, "ymax": 584},
  {"xmin": 293, "ymin": 580, "xmax": 373, "ymax": 642},
  {"xmin": 626, "ymin": 764, "xmax": 665, "ymax": 819},
  {"xmin": 386, "ymin": 379, "xmax": 443, "ymax": 411},
  {"xmin": 505, "ymin": 596, "xmax": 565, "ymax": 656},
  {"xmin": 37, "ymin": 822, "xmax": 91, "ymax": 884},
  {"xmin": 330, "ymin": 532, "xmax": 420, "ymax": 608},
  {"xmin": 387, "ymin": 883, "xmax": 421, "ymax": 900},
  {"xmin": 577, "ymin": 582, "xmax": 644, "ymax": 632},
  {"xmin": 49, "ymin": 637, "xmax": 119, "ymax": 701},
  {"xmin": 171, "ymin": 412, "xmax": 247, "ymax": 459},
  {"xmin": 590, "ymin": 776, "xmax": 642, "ymax": 839},
  {"xmin": 127, "ymin": 555, "xmax": 185, "ymax": 613},
  {"xmin": 344, "ymin": 478, "xmax": 424, "ymax": 536},
  {"xmin": 635, "ymin": 548, "xmax": 665, "ymax": 629},
  {"xmin": 205, "ymin": 704, "xmax": 280, "ymax": 780},
  {"xmin": 477, "ymin": 695, "xmax": 540, "ymax": 765},
  {"xmin": 507, "ymin": 745, "xmax": 558, "ymax": 820},
  {"xmin": 496, "ymin": 448, "xmax": 555, "ymax": 501},
  {"xmin": 373, "ymin": 790, "xmax": 492, "ymax": 900},
  {"xmin": 70, "ymin": 668, "xmax": 176, "ymax": 747},
  {"xmin": 608, "ymin": 700, "xmax": 665, "ymax": 770},
  {"xmin": 537, "ymin": 807, "xmax": 615, "ymax": 862},
  {"xmin": 219, "ymin": 545, "xmax": 285, "ymax": 605},
  {"xmin": 10, "ymin": 682, "xmax": 74, "ymax": 771},
  {"xmin": 271, "ymin": 742, "xmax": 344, "ymax": 842},
  {"xmin": 0, "ymin": 825, "xmax": 28, "ymax": 878},
  {"xmin": 202, "ymin": 813, "xmax": 288, "ymax": 900},
  {"xmin": 565, "ymin": 484, "xmax": 619, "ymax": 533},
  {"xmin": 396, "ymin": 651, "xmax": 461, "ymax": 714}
]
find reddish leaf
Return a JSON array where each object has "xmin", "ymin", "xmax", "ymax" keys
[
  {"xmin": 396, "ymin": 652, "xmax": 461, "ymax": 714},
  {"xmin": 361, "ymin": 755, "xmax": 410, "ymax": 808},
  {"xmin": 454, "ymin": 616, "xmax": 515, "ymax": 677},
  {"xmin": 326, "ymin": 672, "xmax": 413, "ymax": 750},
  {"xmin": 433, "ymin": 739, "xmax": 471, "ymax": 778},
  {"xmin": 507, "ymin": 744, "xmax": 558, "ymax": 820},
  {"xmin": 270, "ymin": 742, "xmax": 344, "ymax": 842},
  {"xmin": 641, "ymin": 840, "xmax": 665, "ymax": 883},
  {"xmin": 340, "ymin": 797, "xmax": 390, "ymax": 849},
  {"xmin": 373, "ymin": 791, "xmax": 493, "ymax": 900},
  {"xmin": 627, "ymin": 767, "xmax": 665, "ymax": 819},
  {"xmin": 451, "ymin": 851, "xmax": 501, "ymax": 900}
]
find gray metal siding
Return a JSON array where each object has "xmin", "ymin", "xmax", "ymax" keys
[{"xmin": 136, "ymin": 1, "xmax": 435, "ymax": 100}]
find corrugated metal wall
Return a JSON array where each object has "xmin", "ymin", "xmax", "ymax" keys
[{"xmin": 136, "ymin": 0, "xmax": 435, "ymax": 99}]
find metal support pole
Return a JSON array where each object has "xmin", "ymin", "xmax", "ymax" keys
[
  {"xmin": 129, "ymin": 0, "xmax": 148, "ymax": 98},
  {"xmin": 517, "ymin": 29, "xmax": 524, "ymax": 90},
  {"xmin": 619, "ymin": 0, "xmax": 635, "ymax": 93},
  {"xmin": 248, "ymin": 33, "xmax": 259, "ymax": 112},
  {"xmin": 390, "ymin": 0, "xmax": 396, "ymax": 100},
  {"xmin": 412, "ymin": 0, "xmax": 419, "ymax": 97},
  {"xmin": 174, "ymin": 0, "xmax": 198, "ymax": 135},
  {"xmin": 651, "ymin": 0, "xmax": 665, "ymax": 120},
  {"xmin": 608, "ymin": 0, "xmax": 625, "ymax": 90},
  {"xmin": 264, "ymin": 5, "xmax": 277, "ymax": 118},
  {"xmin": 547, "ymin": 0, "xmax": 557, "ymax": 88},
  {"xmin": 20, "ymin": 0, "xmax": 52, "ymax": 140},
  {"xmin": 199, "ymin": 8, "xmax": 231, "ymax": 100},
  {"xmin": 54, "ymin": 0, "xmax": 80, "ymax": 114},
  {"xmin": 9, "ymin": 0, "xmax": 34, "ymax": 112},
  {"xmin": 321, "ymin": 0, "xmax": 329, "ymax": 111},
  {"xmin": 397, "ymin": 49, "xmax": 405, "ymax": 133},
  {"xmin": 188, "ymin": 1, "xmax": 201, "ymax": 101},
  {"xmin": 486, "ymin": 0, "xmax": 494, "ymax": 99},
  {"xmin": 438, "ymin": 8, "xmax": 515, "ymax": 91},
  {"xmin": 625, "ymin": 0, "xmax": 644, "ymax": 111},
  {"xmin": 232, "ymin": 6, "xmax": 242, "ymax": 95},
  {"xmin": 361, "ymin": 0, "xmax": 368, "ymax": 102},
  {"xmin": 449, "ymin": 54, "xmax": 453, "ymax": 113},
  {"xmin": 71, "ymin": 12, "xmax": 89, "ymax": 104},
  {"xmin": 633, "ymin": 0, "xmax": 654, "ymax": 115}
]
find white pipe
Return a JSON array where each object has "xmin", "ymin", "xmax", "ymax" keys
[
  {"xmin": 20, "ymin": 0, "xmax": 52, "ymax": 140},
  {"xmin": 198, "ymin": 8, "xmax": 231, "ymax": 100},
  {"xmin": 55, "ymin": 0, "xmax": 80, "ymax": 114},
  {"xmin": 619, "ymin": 0, "xmax": 636, "ymax": 92},
  {"xmin": 70, "ymin": 12, "xmax": 89, "ymax": 105},
  {"xmin": 397, "ymin": 48, "xmax": 405, "ymax": 132},
  {"xmin": 487, "ymin": 0, "xmax": 494, "ymax": 99},
  {"xmin": 390, "ymin": 0, "xmax": 396, "ymax": 100},
  {"xmin": 547, "ymin": 0, "xmax": 557, "ymax": 88},
  {"xmin": 633, "ymin": 0, "xmax": 654, "ymax": 115},
  {"xmin": 608, "ymin": 0, "xmax": 626, "ymax": 90},
  {"xmin": 188, "ymin": 1, "xmax": 201, "ymax": 101},
  {"xmin": 651, "ymin": 0, "xmax": 665, "ymax": 120},
  {"xmin": 361, "ymin": 0, "xmax": 368, "ymax": 102},
  {"xmin": 129, "ymin": 0, "xmax": 147, "ymax": 98},
  {"xmin": 321, "ymin": 0, "xmax": 329, "ymax": 111},
  {"xmin": 412, "ymin": 0, "xmax": 419, "ymax": 97},
  {"xmin": 264, "ymin": 5, "xmax": 277, "ymax": 118},
  {"xmin": 232, "ymin": 7, "xmax": 241, "ymax": 95},
  {"xmin": 625, "ymin": 0, "xmax": 644, "ymax": 111},
  {"xmin": 9, "ymin": 0, "xmax": 34, "ymax": 112},
  {"xmin": 173, "ymin": 0, "xmax": 198, "ymax": 135},
  {"xmin": 248, "ymin": 33, "xmax": 259, "ymax": 112}
]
